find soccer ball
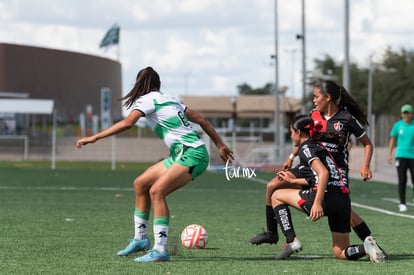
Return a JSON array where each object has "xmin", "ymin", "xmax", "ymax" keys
[{"xmin": 180, "ymin": 224, "xmax": 208, "ymax": 249}]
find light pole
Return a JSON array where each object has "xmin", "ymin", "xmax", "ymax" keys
[
  {"xmin": 273, "ymin": 0, "xmax": 280, "ymax": 162},
  {"xmin": 231, "ymin": 96, "xmax": 237, "ymax": 155},
  {"xmin": 343, "ymin": 0, "xmax": 350, "ymax": 91},
  {"xmin": 367, "ymin": 55, "xmax": 374, "ymax": 139},
  {"xmin": 284, "ymin": 48, "xmax": 298, "ymax": 97},
  {"xmin": 296, "ymin": 0, "xmax": 306, "ymax": 114}
]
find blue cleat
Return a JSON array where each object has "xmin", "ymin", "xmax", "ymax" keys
[
  {"xmin": 134, "ymin": 249, "xmax": 170, "ymax": 262},
  {"xmin": 117, "ymin": 238, "xmax": 151, "ymax": 256}
]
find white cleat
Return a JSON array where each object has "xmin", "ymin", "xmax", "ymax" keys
[
  {"xmin": 364, "ymin": 236, "xmax": 386, "ymax": 263},
  {"xmin": 275, "ymin": 238, "xmax": 302, "ymax": 260}
]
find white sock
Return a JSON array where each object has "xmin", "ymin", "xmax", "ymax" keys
[
  {"xmin": 134, "ymin": 215, "xmax": 148, "ymax": 240},
  {"xmin": 153, "ymin": 224, "xmax": 169, "ymax": 253}
]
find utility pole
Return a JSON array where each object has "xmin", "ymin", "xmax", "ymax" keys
[
  {"xmin": 343, "ymin": 0, "xmax": 350, "ymax": 91},
  {"xmin": 296, "ymin": 0, "xmax": 306, "ymax": 114},
  {"xmin": 273, "ymin": 0, "xmax": 280, "ymax": 162}
]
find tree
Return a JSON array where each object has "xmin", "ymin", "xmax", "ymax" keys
[
  {"xmin": 309, "ymin": 48, "xmax": 414, "ymax": 116},
  {"xmin": 237, "ymin": 47, "xmax": 414, "ymax": 116},
  {"xmin": 237, "ymin": 82, "xmax": 273, "ymax": 95},
  {"xmin": 375, "ymin": 47, "xmax": 414, "ymax": 115}
]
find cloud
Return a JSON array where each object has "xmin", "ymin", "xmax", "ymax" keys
[{"xmin": 1, "ymin": 0, "xmax": 414, "ymax": 101}]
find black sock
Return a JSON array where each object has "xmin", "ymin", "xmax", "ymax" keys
[
  {"xmin": 353, "ymin": 222, "xmax": 372, "ymax": 241},
  {"xmin": 273, "ymin": 204, "xmax": 295, "ymax": 243},
  {"xmin": 266, "ymin": 205, "xmax": 278, "ymax": 235},
  {"xmin": 345, "ymin": 244, "xmax": 366, "ymax": 260}
]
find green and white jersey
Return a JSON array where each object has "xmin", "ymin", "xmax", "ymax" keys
[{"xmin": 132, "ymin": 91, "xmax": 204, "ymax": 150}]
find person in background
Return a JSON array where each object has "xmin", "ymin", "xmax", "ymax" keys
[
  {"xmin": 387, "ymin": 104, "xmax": 414, "ymax": 212},
  {"xmin": 77, "ymin": 66, "xmax": 233, "ymax": 262},
  {"xmin": 271, "ymin": 114, "xmax": 385, "ymax": 263}
]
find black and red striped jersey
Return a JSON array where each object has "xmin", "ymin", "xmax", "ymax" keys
[
  {"xmin": 310, "ymin": 108, "xmax": 366, "ymax": 169},
  {"xmin": 297, "ymin": 139, "xmax": 349, "ymax": 193}
]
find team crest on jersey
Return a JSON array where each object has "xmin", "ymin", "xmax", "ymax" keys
[{"xmin": 333, "ymin": 121, "xmax": 343, "ymax": 132}]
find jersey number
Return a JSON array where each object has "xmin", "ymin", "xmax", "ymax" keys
[
  {"xmin": 178, "ymin": 111, "xmax": 190, "ymax": 127},
  {"xmin": 325, "ymin": 156, "xmax": 340, "ymax": 180}
]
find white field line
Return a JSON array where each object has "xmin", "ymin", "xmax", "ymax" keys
[
  {"xmin": 351, "ymin": 202, "xmax": 414, "ymax": 219},
  {"xmin": 0, "ymin": 185, "xmax": 134, "ymax": 192}
]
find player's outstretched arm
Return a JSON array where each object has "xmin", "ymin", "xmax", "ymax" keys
[
  {"xmin": 76, "ymin": 110, "xmax": 142, "ymax": 148},
  {"xmin": 185, "ymin": 107, "xmax": 234, "ymax": 163}
]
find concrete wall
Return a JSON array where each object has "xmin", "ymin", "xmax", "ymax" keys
[
  {"xmin": 0, "ymin": 43, "xmax": 122, "ymax": 122},
  {"xmin": 0, "ymin": 137, "xmax": 168, "ymax": 162}
]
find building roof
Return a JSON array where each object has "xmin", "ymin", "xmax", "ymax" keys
[
  {"xmin": 0, "ymin": 99, "xmax": 54, "ymax": 114},
  {"xmin": 237, "ymin": 95, "xmax": 301, "ymax": 118},
  {"xmin": 0, "ymin": 92, "xmax": 29, "ymax": 98},
  {"xmin": 180, "ymin": 95, "xmax": 301, "ymax": 118},
  {"xmin": 180, "ymin": 96, "xmax": 234, "ymax": 118}
]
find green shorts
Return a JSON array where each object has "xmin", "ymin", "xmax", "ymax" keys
[{"xmin": 162, "ymin": 144, "xmax": 209, "ymax": 179}]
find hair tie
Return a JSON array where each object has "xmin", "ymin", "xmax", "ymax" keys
[
  {"xmin": 313, "ymin": 120, "xmax": 323, "ymax": 133},
  {"xmin": 304, "ymin": 121, "xmax": 323, "ymax": 137},
  {"xmin": 304, "ymin": 123, "xmax": 315, "ymax": 137}
]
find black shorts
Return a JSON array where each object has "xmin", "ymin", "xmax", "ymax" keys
[
  {"xmin": 298, "ymin": 189, "xmax": 351, "ymax": 233},
  {"xmin": 289, "ymin": 166, "xmax": 302, "ymax": 178},
  {"xmin": 289, "ymin": 166, "xmax": 313, "ymax": 189}
]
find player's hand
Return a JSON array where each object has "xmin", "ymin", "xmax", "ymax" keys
[
  {"xmin": 309, "ymin": 204, "xmax": 324, "ymax": 221},
  {"xmin": 360, "ymin": 167, "xmax": 372, "ymax": 181},
  {"xmin": 218, "ymin": 145, "xmax": 234, "ymax": 163},
  {"xmin": 276, "ymin": 171, "xmax": 292, "ymax": 183},
  {"xmin": 76, "ymin": 136, "xmax": 97, "ymax": 148}
]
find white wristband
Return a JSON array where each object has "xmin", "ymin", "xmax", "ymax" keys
[{"xmin": 289, "ymin": 153, "xmax": 295, "ymax": 160}]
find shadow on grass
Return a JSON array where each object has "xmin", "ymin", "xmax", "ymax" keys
[
  {"xmin": 118, "ymin": 251, "xmax": 414, "ymax": 263},
  {"xmin": 175, "ymin": 254, "xmax": 332, "ymax": 262},
  {"xmin": 385, "ymin": 254, "xmax": 414, "ymax": 261}
]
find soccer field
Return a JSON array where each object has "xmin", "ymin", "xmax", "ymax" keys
[{"xmin": 0, "ymin": 161, "xmax": 413, "ymax": 274}]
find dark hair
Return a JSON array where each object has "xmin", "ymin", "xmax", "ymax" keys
[
  {"xmin": 291, "ymin": 114, "xmax": 345, "ymax": 144},
  {"xmin": 314, "ymin": 80, "xmax": 369, "ymax": 126},
  {"xmin": 121, "ymin": 67, "xmax": 161, "ymax": 109},
  {"xmin": 291, "ymin": 115, "xmax": 314, "ymax": 137}
]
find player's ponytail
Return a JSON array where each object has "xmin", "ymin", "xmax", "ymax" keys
[
  {"xmin": 121, "ymin": 67, "xmax": 161, "ymax": 109},
  {"xmin": 338, "ymin": 85, "xmax": 369, "ymax": 126}
]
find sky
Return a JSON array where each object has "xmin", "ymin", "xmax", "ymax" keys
[{"xmin": 1, "ymin": 0, "xmax": 414, "ymax": 101}]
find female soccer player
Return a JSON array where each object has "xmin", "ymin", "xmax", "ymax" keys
[
  {"xmin": 250, "ymin": 80, "xmax": 386, "ymax": 257},
  {"xmin": 76, "ymin": 66, "xmax": 233, "ymax": 262},
  {"xmin": 271, "ymin": 115, "xmax": 385, "ymax": 262}
]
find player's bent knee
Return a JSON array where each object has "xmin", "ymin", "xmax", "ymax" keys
[
  {"xmin": 133, "ymin": 178, "xmax": 149, "ymax": 193},
  {"xmin": 149, "ymin": 186, "xmax": 166, "ymax": 201},
  {"xmin": 266, "ymin": 179, "xmax": 281, "ymax": 194}
]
